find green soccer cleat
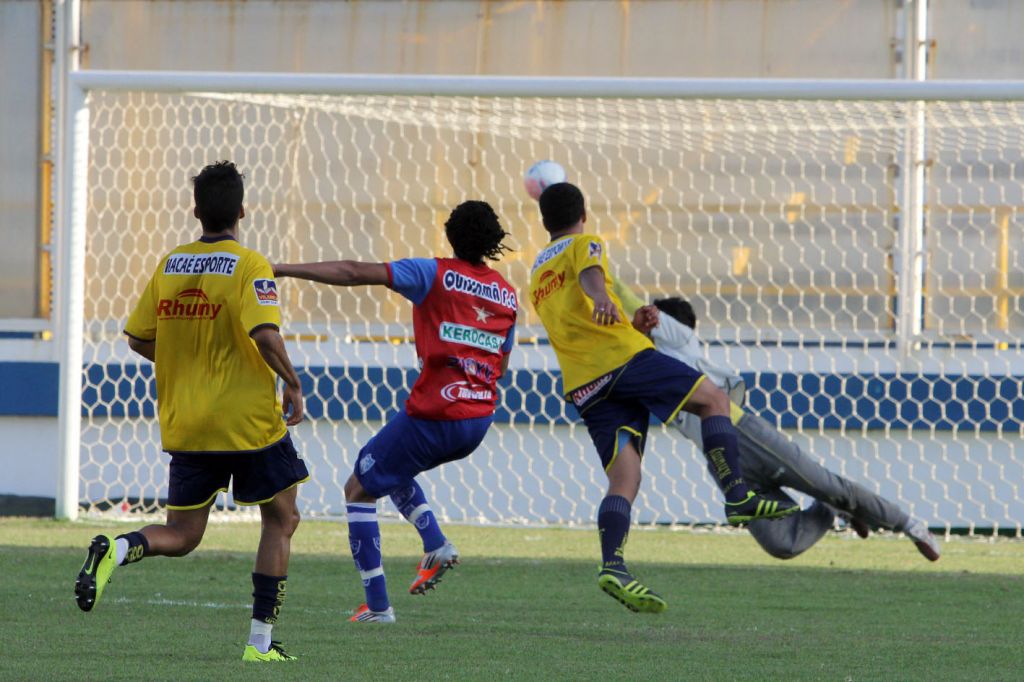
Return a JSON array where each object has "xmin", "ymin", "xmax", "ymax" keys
[
  {"xmin": 242, "ymin": 641, "xmax": 297, "ymax": 662},
  {"xmin": 725, "ymin": 491, "xmax": 799, "ymax": 526},
  {"xmin": 75, "ymin": 533, "xmax": 117, "ymax": 612},
  {"xmin": 597, "ymin": 567, "xmax": 668, "ymax": 614}
]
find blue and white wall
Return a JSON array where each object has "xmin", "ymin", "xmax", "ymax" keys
[{"xmin": 4, "ymin": 338, "xmax": 1021, "ymax": 530}]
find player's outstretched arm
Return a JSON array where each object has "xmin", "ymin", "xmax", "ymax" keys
[
  {"xmin": 273, "ymin": 261, "xmax": 389, "ymax": 287},
  {"xmin": 609, "ymin": 276, "xmax": 645, "ymax": 317},
  {"xmin": 251, "ymin": 326, "xmax": 304, "ymax": 426},
  {"xmin": 579, "ymin": 265, "xmax": 621, "ymax": 326},
  {"xmin": 609, "ymin": 275, "xmax": 659, "ymax": 334}
]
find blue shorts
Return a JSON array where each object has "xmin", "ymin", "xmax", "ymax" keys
[
  {"xmin": 167, "ymin": 433, "xmax": 309, "ymax": 510},
  {"xmin": 354, "ymin": 411, "xmax": 493, "ymax": 498},
  {"xmin": 569, "ymin": 349, "xmax": 706, "ymax": 471}
]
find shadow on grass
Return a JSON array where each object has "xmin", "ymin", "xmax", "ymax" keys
[{"xmin": 5, "ymin": 544, "xmax": 1024, "ymax": 681}]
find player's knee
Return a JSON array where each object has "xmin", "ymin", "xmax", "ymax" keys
[
  {"xmin": 343, "ymin": 476, "xmax": 359, "ymax": 501},
  {"xmin": 691, "ymin": 381, "xmax": 730, "ymax": 418},
  {"xmin": 344, "ymin": 474, "xmax": 372, "ymax": 503},
  {"xmin": 178, "ymin": 538, "xmax": 202, "ymax": 556},
  {"xmin": 764, "ymin": 544, "xmax": 803, "ymax": 560},
  {"xmin": 262, "ymin": 500, "xmax": 301, "ymax": 538},
  {"xmin": 606, "ymin": 470, "xmax": 641, "ymax": 500},
  {"xmin": 279, "ymin": 507, "xmax": 300, "ymax": 538},
  {"xmin": 166, "ymin": 528, "xmax": 203, "ymax": 556}
]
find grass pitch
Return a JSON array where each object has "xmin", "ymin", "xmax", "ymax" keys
[{"xmin": 2, "ymin": 518, "xmax": 1022, "ymax": 681}]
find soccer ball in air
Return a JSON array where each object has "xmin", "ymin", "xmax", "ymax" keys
[{"xmin": 524, "ymin": 160, "xmax": 567, "ymax": 200}]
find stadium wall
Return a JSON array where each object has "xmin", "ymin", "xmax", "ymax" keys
[{"xmin": 8, "ymin": 0, "xmax": 1024, "ymax": 315}]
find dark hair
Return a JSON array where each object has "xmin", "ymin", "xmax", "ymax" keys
[
  {"xmin": 538, "ymin": 182, "xmax": 585, "ymax": 232},
  {"xmin": 652, "ymin": 297, "xmax": 697, "ymax": 330},
  {"xmin": 191, "ymin": 161, "xmax": 244, "ymax": 233},
  {"xmin": 444, "ymin": 200, "xmax": 512, "ymax": 263}
]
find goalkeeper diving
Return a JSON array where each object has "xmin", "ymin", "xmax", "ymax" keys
[{"xmin": 614, "ymin": 281, "xmax": 941, "ymax": 562}]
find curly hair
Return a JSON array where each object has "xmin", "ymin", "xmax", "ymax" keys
[{"xmin": 444, "ymin": 200, "xmax": 513, "ymax": 262}]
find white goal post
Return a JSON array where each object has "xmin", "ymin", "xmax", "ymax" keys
[{"xmin": 57, "ymin": 71, "xmax": 1024, "ymax": 534}]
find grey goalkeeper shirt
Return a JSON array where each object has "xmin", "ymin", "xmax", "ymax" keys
[{"xmin": 650, "ymin": 314, "xmax": 746, "ymax": 447}]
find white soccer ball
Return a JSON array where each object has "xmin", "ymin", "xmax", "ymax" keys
[{"xmin": 524, "ymin": 160, "xmax": 567, "ymax": 200}]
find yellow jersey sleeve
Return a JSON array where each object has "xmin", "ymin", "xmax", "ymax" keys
[
  {"xmin": 124, "ymin": 266, "xmax": 161, "ymax": 341},
  {"xmin": 239, "ymin": 254, "xmax": 282, "ymax": 335}
]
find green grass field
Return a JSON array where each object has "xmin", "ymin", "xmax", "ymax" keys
[{"xmin": 2, "ymin": 518, "xmax": 1022, "ymax": 681}]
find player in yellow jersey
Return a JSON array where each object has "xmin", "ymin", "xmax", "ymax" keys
[
  {"xmin": 73, "ymin": 162, "xmax": 307, "ymax": 662},
  {"xmin": 530, "ymin": 183, "xmax": 797, "ymax": 613}
]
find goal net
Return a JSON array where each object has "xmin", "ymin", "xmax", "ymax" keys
[{"xmin": 64, "ymin": 74, "xmax": 1024, "ymax": 532}]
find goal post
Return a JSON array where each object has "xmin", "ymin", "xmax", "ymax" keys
[
  {"xmin": 56, "ymin": 71, "xmax": 1024, "ymax": 533},
  {"xmin": 55, "ymin": 79, "xmax": 89, "ymax": 521}
]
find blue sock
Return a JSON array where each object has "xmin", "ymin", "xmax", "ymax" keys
[
  {"xmin": 346, "ymin": 502, "xmax": 389, "ymax": 612},
  {"xmin": 390, "ymin": 480, "xmax": 446, "ymax": 553},
  {"xmin": 597, "ymin": 495, "xmax": 631, "ymax": 570},
  {"xmin": 701, "ymin": 415, "xmax": 752, "ymax": 504}
]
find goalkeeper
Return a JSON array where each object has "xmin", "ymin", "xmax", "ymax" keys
[{"xmin": 614, "ymin": 281, "xmax": 940, "ymax": 562}]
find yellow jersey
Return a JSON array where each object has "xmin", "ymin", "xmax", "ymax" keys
[
  {"xmin": 528, "ymin": 234, "xmax": 653, "ymax": 394},
  {"xmin": 124, "ymin": 235, "xmax": 287, "ymax": 453}
]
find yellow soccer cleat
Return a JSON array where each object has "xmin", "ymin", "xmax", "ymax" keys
[
  {"xmin": 724, "ymin": 491, "xmax": 799, "ymax": 526},
  {"xmin": 597, "ymin": 568, "xmax": 668, "ymax": 614},
  {"xmin": 242, "ymin": 641, "xmax": 297, "ymax": 662},
  {"xmin": 75, "ymin": 534, "xmax": 117, "ymax": 612}
]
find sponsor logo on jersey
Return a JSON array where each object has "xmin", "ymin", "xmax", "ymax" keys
[
  {"xmin": 156, "ymin": 288, "xmax": 223, "ymax": 320},
  {"xmin": 532, "ymin": 269, "xmax": 566, "ymax": 306},
  {"xmin": 163, "ymin": 252, "xmax": 239, "ymax": 276},
  {"xmin": 359, "ymin": 452, "xmax": 375, "ymax": 474},
  {"xmin": 447, "ymin": 355, "xmax": 496, "ymax": 382},
  {"xmin": 588, "ymin": 241, "xmax": 602, "ymax": 259},
  {"xmin": 439, "ymin": 322, "xmax": 505, "ymax": 354},
  {"xmin": 570, "ymin": 372, "xmax": 613, "ymax": 408},
  {"xmin": 442, "ymin": 269, "xmax": 517, "ymax": 310},
  {"xmin": 531, "ymin": 237, "xmax": 573, "ymax": 272},
  {"xmin": 440, "ymin": 380, "xmax": 494, "ymax": 402},
  {"xmin": 253, "ymin": 279, "xmax": 279, "ymax": 306}
]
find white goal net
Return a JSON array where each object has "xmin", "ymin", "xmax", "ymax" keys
[{"xmin": 65, "ymin": 75, "xmax": 1024, "ymax": 533}]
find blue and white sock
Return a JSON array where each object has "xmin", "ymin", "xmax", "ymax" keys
[
  {"xmin": 390, "ymin": 480, "xmax": 446, "ymax": 553},
  {"xmin": 346, "ymin": 502, "xmax": 389, "ymax": 612}
]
